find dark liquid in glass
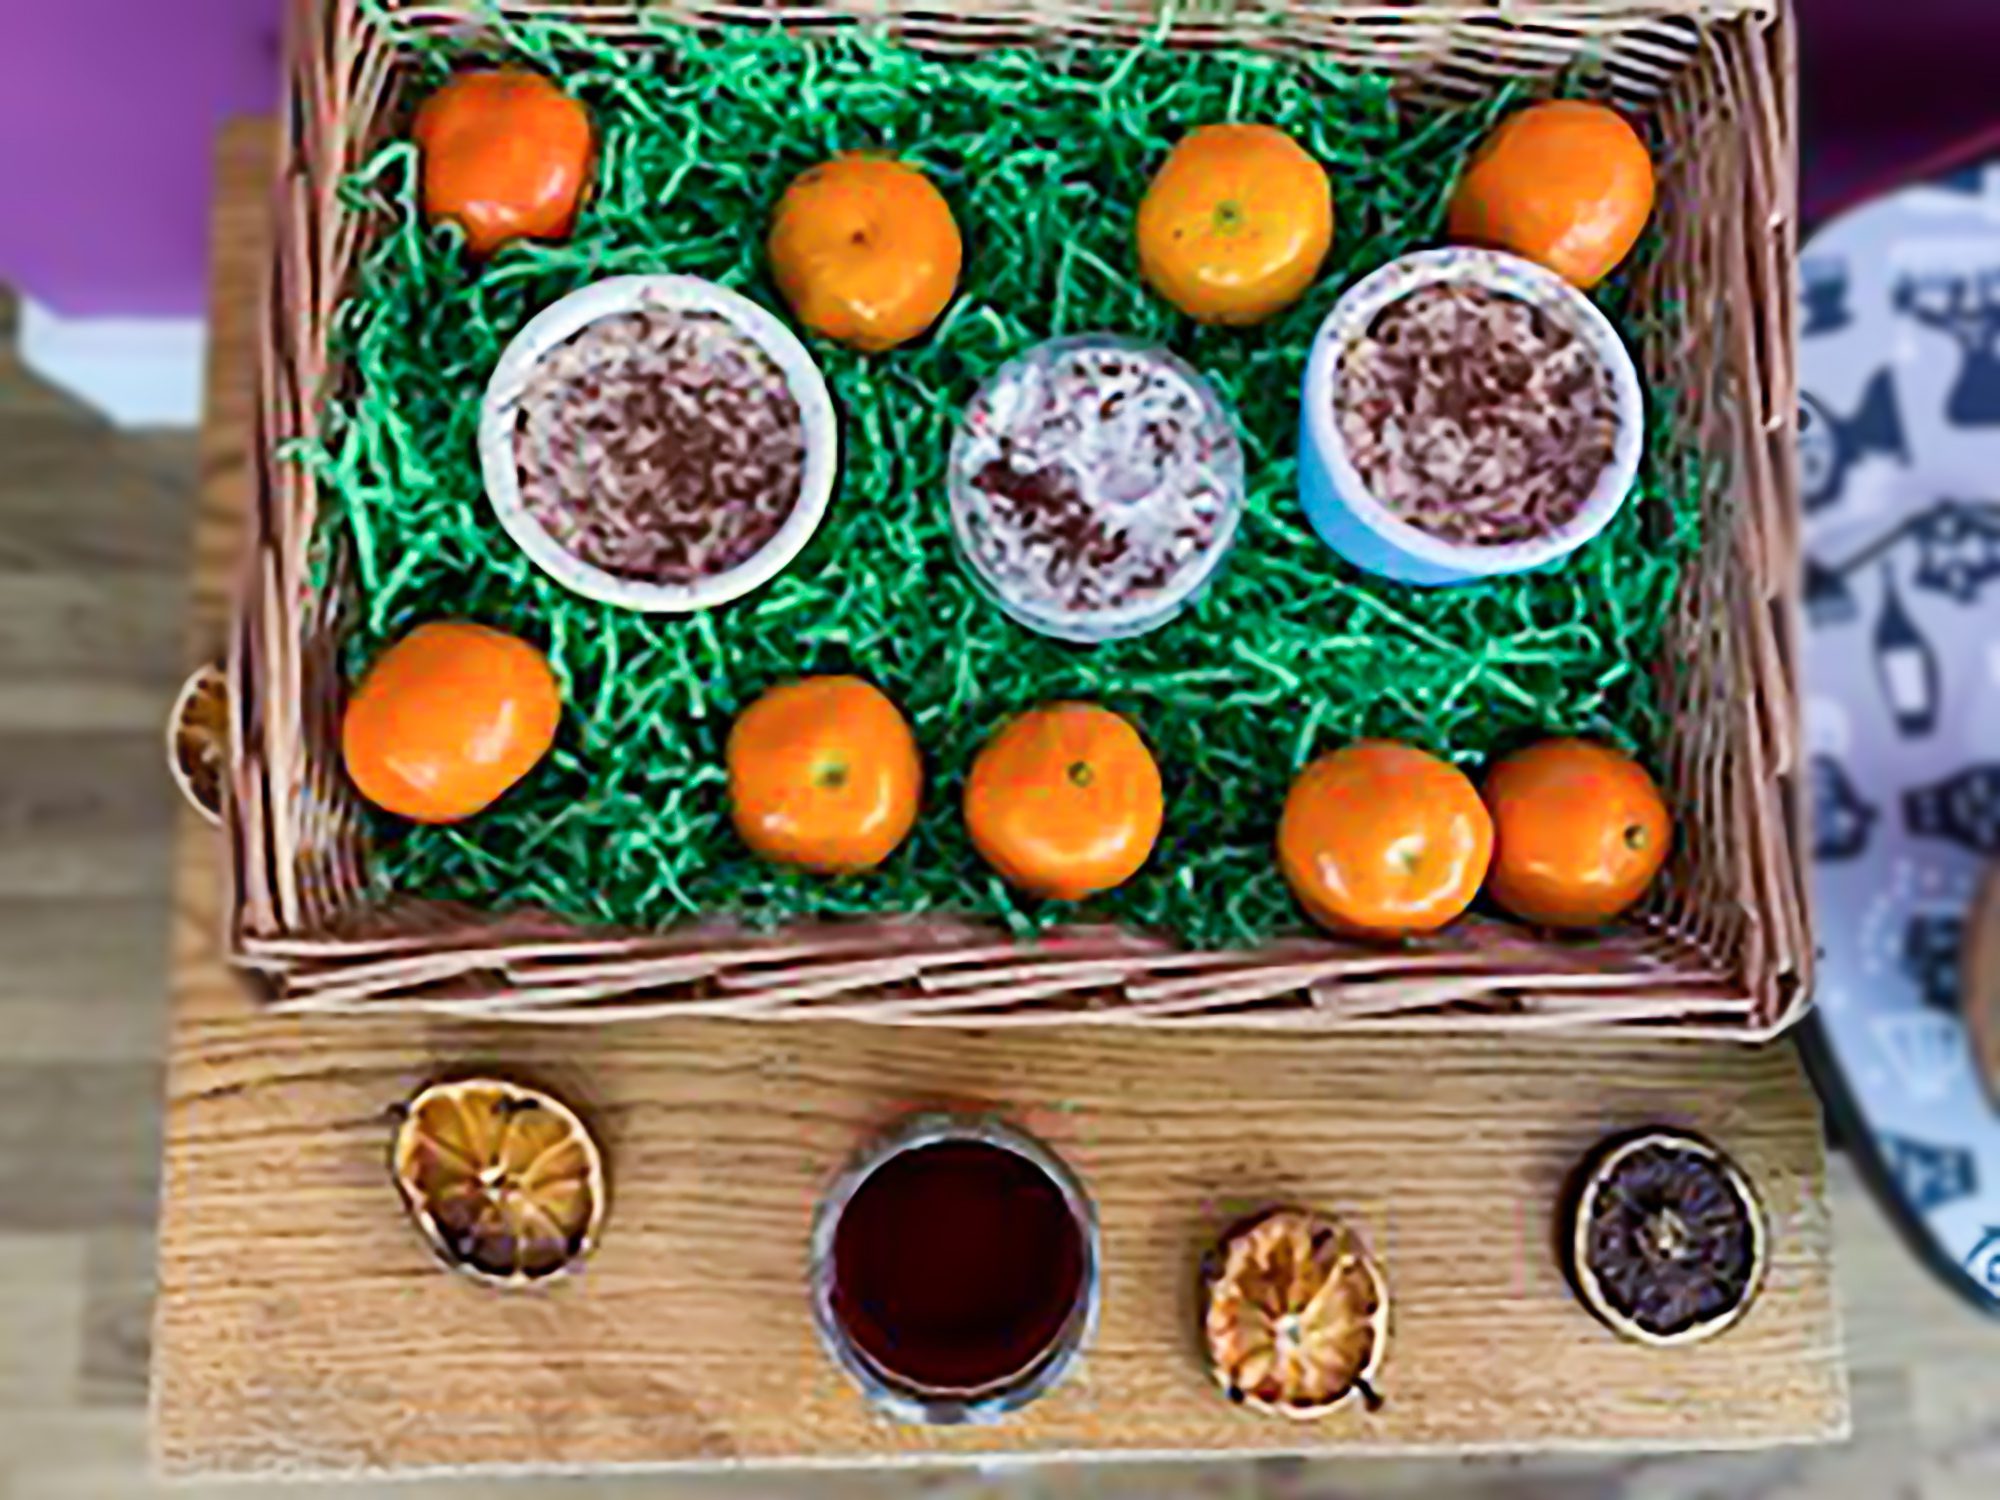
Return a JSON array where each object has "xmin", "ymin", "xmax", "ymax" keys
[{"xmin": 828, "ymin": 1139, "xmax": 1087, "ymax": 1392}]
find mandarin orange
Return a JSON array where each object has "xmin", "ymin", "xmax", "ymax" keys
[
  {"xmin": 342, "ymin": 621, "xmax": 561, "ymax": 823},
  {"xmin": 964, "ymin": 704, "xmax": 1163, "ymax": 901},
  {"xmin": 768, "ymin": 155, "xmax": 963, "ymax": 351},
  {"xmin": 1136, "ymin": 124, "xmax": 1333, "ymax": 325},
  {"xmin": 728, "ymin": 675, "xmax": 922, "ymax": 873},
  {"xmin": 1278, "ymin": 740, "xmax": 1491, "ymax": 936},
  {"xmin": 1446, "ymin": 100, "xmax": 1654, "ymax": 289},
  {"xmin": 1482, "ymin": 737, "xmax": 1670, "ymax": 927},
  {"xmin": 414, "ymin": 70, "xmax": 593, "ymax": 255}
]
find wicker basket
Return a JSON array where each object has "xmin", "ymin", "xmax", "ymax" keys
[{"xmin": 230, "ymin": 0, "xmax": 1807, "ymax": 1034}]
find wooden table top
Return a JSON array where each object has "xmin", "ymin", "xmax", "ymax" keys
[{"xmin": 148, "ymin": 121, "xmax": 1850, "ymax": 1482}]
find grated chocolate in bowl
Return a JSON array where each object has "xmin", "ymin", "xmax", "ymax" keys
[
  {"xmin": 512, "ymin": 308, "xmax": 806, "ymax": 584},
  {"xmin": 953, "ymin": 341, "xmax": 1239, "ymax": 620},
  {"xmin": 1337, "ymin": 283, "xmax": 1618, "ymax": 547}
]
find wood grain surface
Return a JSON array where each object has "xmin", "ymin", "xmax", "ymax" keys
[{"xmin": 148, "ymin": 122, "xmax": 1848, "ymax": 1483}]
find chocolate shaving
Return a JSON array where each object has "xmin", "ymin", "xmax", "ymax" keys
[
  {"xmin": 513, "ymin": 308, "xmax": 805, "ymax": 584},
  {"xmin": 1338, "ymin": 283, "xmax": 1617, "ymax": 546}
]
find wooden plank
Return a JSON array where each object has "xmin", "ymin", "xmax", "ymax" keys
[
  {"xmin": 154, "ymin": 981, "xmax": 1847, "ymax": 1473},
  {"xmin": 0, "ymin": 732, "xmax": 177, "ymax": 899},
  {"xmin": 79, "ymin": 1228, "xmax": 156, "ymax": 1409},
  {"xmin": 0, "ymin": 576, "xmax": 189, "ymax": 695},
  {"xmin": 0, "ymin": 424, "xmax": 195, "ymax": 576},
  {"xmin": 149, "ymin": 120, "xmax": 1848, "ymax": 1482},
  {"xmin": 0, "ymin": 1236, "xmax": 86, "ymax": 1407},
  {"xmin": 183, "ymin": 117, "xmax": 268, "ymax": 664},
  {"xmin": 0, "ymin": 1062, "xmax": 162, "ymax": 1233},
  {"xmin": 74, "ymin": 1162, "xmax": 1989, "ymax": 1497}
]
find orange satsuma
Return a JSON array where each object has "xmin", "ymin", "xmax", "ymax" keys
[
  {"xmin": 1136, "ymin": 124, "xmax": 1333, "ymax": 325},
  {"xmin": 768, "ymin": 155, "xmax": 963, "ymax": 351},
  {"xmin": 1482, "ymin": 738, "xmax": 1670, "ymax": 928},
  {"xmin": 1446, "ymin": 100, "xmax": 1654, "ymax": 289},
  {"xmin": 342, "ymin": 621, "xmax": 562, "ymax": 823},
  {"xmin": 728, "ymin": 676, "xmax": 922, "ymax": 873},
  {"xmin": 964, "ymin": 704, "xmax": 1163, "ymax": 901},
  {"xmin": 414, "ymin": 70, "xmax": 593, "ymax": 255},
  {"xmin": 1278, "ymin": 741, "xmax": 1491, "ymax": 937}
]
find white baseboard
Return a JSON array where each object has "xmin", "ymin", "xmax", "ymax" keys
[{"xmin": 16, "ymin": 295, "xmax": 208, "ymax": 429}]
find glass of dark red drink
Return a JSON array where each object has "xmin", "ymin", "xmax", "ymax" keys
[{"xmin": 810, "ymin": 1113, "xmax": 1099, "ymax": 1424}]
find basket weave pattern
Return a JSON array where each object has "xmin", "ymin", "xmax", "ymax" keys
[{"xmin": 229, "ymin": 0, "xmax": 1807, "ymax": 1033}]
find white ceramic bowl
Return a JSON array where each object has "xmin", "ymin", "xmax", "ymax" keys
[
  {"xmin": 478, "ymin": 274, "xmax": 838, "ymax": 612},
  {"xmin": 1298, "ymin": 248, "xmax": 1645, "ymax": 586}
]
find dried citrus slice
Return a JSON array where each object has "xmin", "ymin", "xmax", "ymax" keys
[
  {"xmin": 1565, "ymin": 1129, "xmax": 1766, "ymax": 1347},
  {"xmin": 1203, "ymin": 1207, "xmax": 1389, "ymax": 1419},
  {"xmin": 167, "ymin": 662, "xmax": 227, "ymax": 824},
  {"xmin": 391, "ymin": 1078, "xmax": 606, "ymax": 1285}
]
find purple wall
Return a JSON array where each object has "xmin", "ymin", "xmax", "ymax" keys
[
  {"xmin": 1801, "ymin": 0, "xmax": 2000, "ymax": 224},
  {"xmin": 0, "ymin": 0, "xmax": 282, "ymax": 318}
]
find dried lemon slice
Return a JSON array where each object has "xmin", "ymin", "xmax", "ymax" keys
[
  {"xmin": 1203, "ymin": 1207, "xmax": 1389, "ymax": 1419},
  {"xmin": 391, "ymin": 1078, "xmax": 606, "ymax": 1286}
]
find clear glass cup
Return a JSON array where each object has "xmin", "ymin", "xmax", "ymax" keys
[
  {"xmin": 947, "ymin": 334, "xmax": 1245, "ymax": 643},
  {"xmin": 809, "ymin": 1112, "xmax": 1100, "ymax": 1424}
]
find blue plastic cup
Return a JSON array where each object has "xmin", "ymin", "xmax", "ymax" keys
[{"xmin": 1298, "ymin": 248, "xmax": 1645, "ymax": 586}]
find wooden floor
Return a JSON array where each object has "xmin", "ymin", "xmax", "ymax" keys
[{"xmin": 4, "ymin": 289, "xmax": 2000, "ymax": 1497}]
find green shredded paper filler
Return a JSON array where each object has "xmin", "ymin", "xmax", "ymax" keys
[{"xmin": 304, "ymin": 10, "xmax": 1700, "ymax": 949}]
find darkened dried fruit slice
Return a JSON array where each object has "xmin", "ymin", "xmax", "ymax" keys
[
  {"xmin": 1566, "ymin": 1129, "xmax": 1766, "ymax": 1347},
  {"xmin": 1203, "ymin": 1208, "xmax": 1389, "ymax": 1420},
  {"xmin": 391, "ymin": 1078, "xmax": 606, "ymax": 1286}
]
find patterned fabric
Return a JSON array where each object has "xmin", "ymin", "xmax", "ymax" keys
[{"xmin": 1804, "ymin": 157, "xmax": 2000, "ymax": 1313}]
